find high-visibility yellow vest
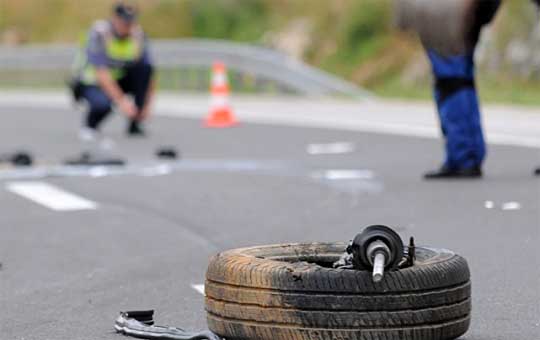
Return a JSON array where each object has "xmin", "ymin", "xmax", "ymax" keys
[{"xmin": 78, "ymin": 20, "xmax": 144, "ymax": 85}]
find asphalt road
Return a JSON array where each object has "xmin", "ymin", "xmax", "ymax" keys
[{"xmin": 0, "ymin": 104, "xmax": 538, "ymax": 340}]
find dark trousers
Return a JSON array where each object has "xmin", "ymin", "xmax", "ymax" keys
[{"xmin": 81, "ymin": 62, "xmax": 153, "ymax": 130}]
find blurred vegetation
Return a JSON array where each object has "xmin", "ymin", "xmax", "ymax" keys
[{"xmin": 1, "ymin": 0, "xmax": 539, "ymax": 104}]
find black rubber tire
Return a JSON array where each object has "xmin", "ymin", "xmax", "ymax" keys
[{"xmin": 205, "ymin": 243, "xmax": 471, "ymax": 340}]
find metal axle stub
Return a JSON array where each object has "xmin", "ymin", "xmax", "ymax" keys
[
  {"xmin": 366, "ymin": 240, "xmax": 391, "ymax": 283},
  {"xmin": 372, "ymin": 252, "xmax": 386, "ymax": 283},
  {"xmin": 351, "ymin": 225, "xmax": 405, "ymax": 283}
]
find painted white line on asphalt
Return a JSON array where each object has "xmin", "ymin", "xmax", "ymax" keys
[
  {"xmin": 484, "ymin": 201, "xmax": 495, "ymax": 209},
  {"xmin": 312, "ymin": 169, "xmax": 375, "ymax": 181},
  {"xmin": 502, "ymin": 202, "xmax": 521, "ymax": 211},
  {"xmin": 88, "ymin": 166, "xmax": 110, "ymax": 178},
  {"xmin": 191, "ymin": 284, "xmax": 205, "ymax": 296},
  {"xmin": 156, "ymin": 108, "xmax": 540, "ymax": 149},
  {"xmin": 139, "ymin": 164, "xmax": 173, "ymax": 177},
  {"xmin": 307, "ymin": 142, "xmax": 355, "ymax": 155},
  {"xmin": 2, "ymin": 92, "xmax": 539, "ymax": 148},
  {"xmin": 6, "ymin": 181, "xmax": 97, "ymax": 211}
]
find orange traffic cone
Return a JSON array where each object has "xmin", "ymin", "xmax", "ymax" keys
[{"xmin": 205, "ymin": 62, "xmax": 238, "ymax": 128}]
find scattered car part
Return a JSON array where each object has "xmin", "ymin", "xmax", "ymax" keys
[
  {"xmin": 0, "ymin": 151, "xmax": 33, "ymax": 167},
  {"xmin": 114, "ymin": 310, "xmax": 222, "ymax": 340},
  {"xmin": 64, "ymin": 152, "xmax": 125, "ymax": 166},
  {"xmin": 350, "ymin": 225, "xmax": 405, "ymax": 282},
  {"xmin": 333, "ymin": 234, "xmax": 416, "ymax": 271},
  {"xmin": 156, "ymin": 147, "xmax": 179, "ymax": 160},
  {"xmin": 205, "ymin": 236, "xmax": 471, "ymax": 339}
]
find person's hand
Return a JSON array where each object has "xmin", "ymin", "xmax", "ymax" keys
[{"xmin": 117, "ymin": 97, "xmax": 137, "ymax": 119}]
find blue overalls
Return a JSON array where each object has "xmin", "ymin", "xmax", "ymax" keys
[{"xmin": 427, "ymin": 50, "xmax": 486, "ymax": 170}]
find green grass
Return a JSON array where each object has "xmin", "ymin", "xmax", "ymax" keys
[
  {"xmin": 476, "ymin": 78, "xmax": 540, "ymax": 106},
  {"xmin": 371, "ymin": 75, "xmax": 540, "ymax": 106}
]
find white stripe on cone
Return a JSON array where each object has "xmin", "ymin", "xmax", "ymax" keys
[
  {"xmin": 211, "ymin": 95, "xmax": 229, "ymax": 108},
  {"xmin": 213, "ymin": 73, "xmax": 227, "ymax": 87}
]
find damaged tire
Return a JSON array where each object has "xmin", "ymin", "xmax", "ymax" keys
[{"xmin": 205, "ymin": 243, "xmax": 471, "ymax": 340}]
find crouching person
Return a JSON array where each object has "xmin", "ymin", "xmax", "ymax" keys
[{"xmin": 72, "ymin": 2, "xmax": 155, "ymax": 139}]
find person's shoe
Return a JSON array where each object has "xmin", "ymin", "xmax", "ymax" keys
[
  {"xmin": 534, "ymin": 167, "xmax": 540, "ymax": 176},
  {"xmin": 127, "ymin": 121, "xmax": 146, "ymax": 137},
  {"xmin": 424, "ymin": 165, "xmax": 482, "ymax": 180}
]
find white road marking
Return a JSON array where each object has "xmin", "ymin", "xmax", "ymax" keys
[
  {"xmin": 0, "ymin": 160, "xmax": 288, "ymax": 181},
  {"xmin": 2, "ymin": 92, "xmax": 538, "ymax": 149},
  {"xmin": 88, "ymin": 166, "xmax": 110, "ymax": 178},
  {"xmin": 312, "ymin": 169, "xmax": 375, "ymax": 181},
  {"xmin": 484, "ymin": 201, "xmax": 495, "ymax": 209},
  {"xmin": 191, "ymin": 284, "xmax": 205, "ymax": 296},
  {"xmin": 6, "ymin": 181, "xmax": 97, "ymax": 211},
  {"xmin": 139, "ymin": 164, "xmax": 173, "ymax": 177},
  {"xmin": 154, "ymin": 99, "xmax": 540, "ymax": 149},
  {"xmin": 306, "ymin": 142, "xmax": 355, "ymax": 155},
  {"xmin": 502, "ymin": 202, "xmax": 521, "ymax": 211}
]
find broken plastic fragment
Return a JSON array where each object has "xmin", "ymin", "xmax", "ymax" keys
[{"xmin": 114, "ymin": 310, "xmax": 222, "ymax": 340}]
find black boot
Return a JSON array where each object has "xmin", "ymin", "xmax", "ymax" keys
[
  {"xmin": 127, "ymin": 120, "xmax": 146, "ymax": 137},
  {"xmin": 535, "ymin": 167, "xmax": 540, "ymax": 176},
  {"xmin": 424, "ymin": 165, "xmax": 482, "ymax": 180}
]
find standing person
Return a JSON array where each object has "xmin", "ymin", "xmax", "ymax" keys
[
  {"xmin": 396, "ymin": 0, "xmax": 501, "ymax": 179},
  {"xmin": 72, "ymin": 2, "xmax": 155, "ymax": 140}
]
